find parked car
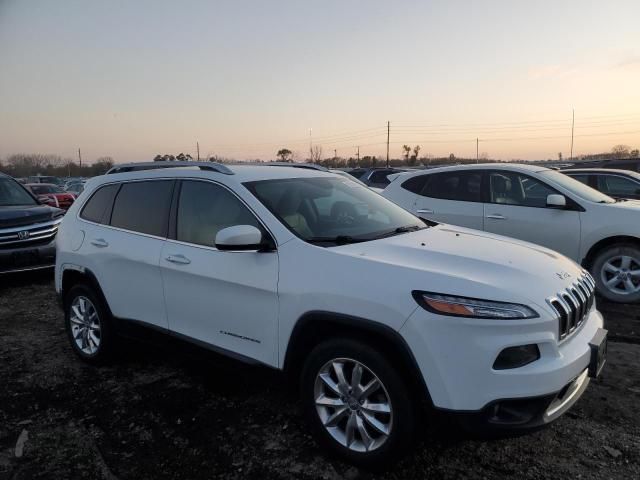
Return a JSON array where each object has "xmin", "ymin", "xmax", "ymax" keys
[
  {"xmin": 64, "ymin": 181, "xmax": 86, "ymax": 196},
  {"xmin": 27, "ymin": 175, "xmax": 64, "ymax": 186},
  {"xmin": 0, "ymin": 173, "xmax": 64, "ymax": 274},
  {"xmin": 26, "ymin": 183, "xmax": 76, "ymax": 210},
  {"xmin": 562, "ymin": 158, "xmax": 640, "ymax": 173},
  {"xmin": 348, "ymin": 167, "xmax": 411, "ymax": 189},
  {"xmin": 56, "ymin": 161, "xmax": 606, "ymax": 467},
  {"xmin": 561, "ymin": 168, "xmax": 640, "ymax": 200},
  {"xmin": 382, "ymin": 163, "xmax": 640, "ymax": 303}
]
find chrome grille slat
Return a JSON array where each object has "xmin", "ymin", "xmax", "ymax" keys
[
  {"xmin": 547, "ymin": 273, "xmax": 595, "ymax": 341},
  {"xmin": 0, "ymin": 218, "xmax": 61, "ymax": 248}
]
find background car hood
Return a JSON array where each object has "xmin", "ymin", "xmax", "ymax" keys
[
  {"xmin": 336, "ymin": 224, "xmax": 585, "ymax": 306},
  {"xmin": 0, "ymin": 205, "xmax": 63, "ymax": 228}
]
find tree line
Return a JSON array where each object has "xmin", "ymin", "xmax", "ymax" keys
[{"xmin": 0, "ymin": 154, "xmax": 114, "ymax": 178}]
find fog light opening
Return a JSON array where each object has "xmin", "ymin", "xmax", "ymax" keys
[{"xmin": 493, "ymin": 344, "xmax": 540, "ymax": 370}]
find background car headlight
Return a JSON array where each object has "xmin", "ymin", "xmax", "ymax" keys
[{"xmin": 412, "ymin": 291, "xmax": 538, "ymax": 319}]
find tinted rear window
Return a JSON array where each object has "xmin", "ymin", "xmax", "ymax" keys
[
  {"xmin": 424, "ymin": 171, "xmax": 482, "ymax": 202},
  {"xmin": 110, "ymin": 181, "xmax": 173, "ymax": 236},
  {"xmin": 80, "ymin": 184, "xmax": 120, "ymax": 224},
  {"xmin": 401, "ymin": 175, "xmax": 428, "ymax": 194}
]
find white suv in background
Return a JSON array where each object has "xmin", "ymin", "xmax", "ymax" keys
[
  {"xmin": 55, "ymin": 162, "xmax": 607, "ymax": 467},
  {"xmin": 383, "ymin": 163, "xmax": 640, "ymax": 303}
]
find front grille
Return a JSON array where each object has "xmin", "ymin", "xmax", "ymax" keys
[
  {"xmin": 0, "ymin": 218, "xmax": 62, "ymax": 249},
  {"xmin": 548, "ymin": 273, "xmax": 596, "ymax": 340}
]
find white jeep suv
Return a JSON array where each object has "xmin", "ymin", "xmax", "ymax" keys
[
  {"xmin": 55, "ymin": 162, "xmax": 607, "ymax": 467},
  {"xmin": 382, "ymin": 163, "xmax": 640, "ymax": 303}
]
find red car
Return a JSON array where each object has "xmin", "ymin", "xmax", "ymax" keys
[{"xmin": 26, "ymin": 183, "xmax": 75, "ymax": 210}]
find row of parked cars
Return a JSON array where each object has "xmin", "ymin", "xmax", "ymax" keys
[{"xmin": 2, "ymin": 159, "xmax": 633, "ymax": 466}]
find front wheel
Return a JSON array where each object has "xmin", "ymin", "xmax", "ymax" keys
[
  {"xmin": 300, "ymin": 339, "xmax": 417, "ymax": 469},
  {"xmin": 591, "ymin": 243, "xmax": 640, "ymax": 303}
]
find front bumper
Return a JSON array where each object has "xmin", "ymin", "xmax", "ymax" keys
[
  {"xmin": 400, "ymin": 305, "xmax": 604, "ymax": 412},
  {"xmin": 0, "ymin": 237, "xmax": 56, "ymax": 274}
]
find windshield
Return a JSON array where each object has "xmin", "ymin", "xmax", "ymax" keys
[
  {"xmin": 245, "ymin": 176, "xmax": 425, "ymax": 245},
  {"xmin": 541, "ymin": 170, "xmax": 616, "ymax": 204},
  {"xmin": 0, "ymin": 177, "xmax": 37, "ymax": 206}
]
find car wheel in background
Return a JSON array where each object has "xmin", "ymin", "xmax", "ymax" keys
[
  {"xmin": 301, "ymin": 338, "xmax": 416, "ymax": 469},
  {"xmin": 592, "ymin": 243, "xmax": 640, "ymax": 303},
  {"xmin": 64, "ymin": 284, "xmax": 114, "ymax": 363}
]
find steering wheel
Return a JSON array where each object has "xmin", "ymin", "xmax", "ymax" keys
[{"xmin": 330, "ymin": 201, "xmax": 358, "ymax": 226}]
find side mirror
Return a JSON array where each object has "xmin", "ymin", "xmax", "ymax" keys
[
  {"xmin": 546, "ymin": 194, "xmax": 566, "ymax": 208},
  {"xmin": 215, "ymin": 225, "xmax": 271, "ymax": 252}
]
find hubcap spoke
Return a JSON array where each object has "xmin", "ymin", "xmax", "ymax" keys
[
  {"xmin": 620, "ymin": 256, "xmax": 632, "ymax": 270},
  {"xmin": 315, "ymin": 394, "xmax": 345, "ymax": 407},
  {"xmin": 362, "ymin": 401, "xmax": 391, "ymax": 414},
  {"xmin": 603, "ymin": 262, "xmax": 618, "ymax": 274},
  {"xmin": 361, "ymin": 411, "xmax": 391, "ymax": 435},
  {"xmin": 324, "ymin": 406, "xmax": 349, "ymax": 427},
  {"xmin": 332, "ymin": 362, "xmax": 350, "ymax": 395},
  {"xmin": 356, "ymin": 414, "xmax": 374, "ymax": 451},
  {"xmin": 351, "ymin": 364, "xmax": 363, "ymax": 391},
  {"xmin": 358, "ymin": 378, "xmax": 380, "ymax": 400},
  {"xmin": 345, "ymin": 412, "xmax": 357, "ymax": 447}
]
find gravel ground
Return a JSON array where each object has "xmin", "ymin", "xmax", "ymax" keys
[{"xmin": 0, "ymin": 271, "xmax": 639, "ymax": 480}]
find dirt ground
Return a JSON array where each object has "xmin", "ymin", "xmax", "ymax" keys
[{"xmin": 0, "ymin": 271, "xmax": 639, "ymax": 480}]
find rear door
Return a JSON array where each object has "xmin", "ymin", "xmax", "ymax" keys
[
  {"xmin": 80, "ymin": 180, "xmax": 173, "ymax": 329},
  {"xmin": 483, "ymin": 170, "xmax": 581, "ymax": 259},
  {"xmin": 160, "ymin": 179, "xmax": 279, "ymax": 365},
  {"xmin": 595, "ymin": 174, "xmax": 640, "ymax": 199},
  {"xmin": 412, "ymin": 170, "xmax": 484, "ymax": 230}
]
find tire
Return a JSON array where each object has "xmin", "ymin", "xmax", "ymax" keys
[
  {"xmin": 64, "ymin": 283, "xmax": 114, "ymax": 364},
  {"xmin": 591, "ymin": 243, "xmax": 640, "ymax": 303},
  {"xmin": 300, "ymin": 338, "xmax": 417, "ymax": 469}
]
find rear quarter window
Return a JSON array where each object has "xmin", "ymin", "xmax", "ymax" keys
[
  {"xmin": 401, "ymin": 175, "xmax": 428, "ymax": 194},
  {"xmin": 80, "ymin": 184, "xmax": 120, "ymax": 224}
]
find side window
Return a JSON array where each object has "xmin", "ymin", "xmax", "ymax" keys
[
  {"xmin": 423, "ymin": 171, "xmax": 482, "ymax": 202},
  {"xmin": 368, "ymin": 170, "xmax": 390, "ymax": 184},
  {"xmin": 488, "ymin": 172, "xmax": 556, "ymax": 207},
  {"xmin": 80, "ymin": 184, "xmax": 119, "ymax": 224},
  {"xmin": 597, "ymin": 175, "xmax": 639, "ymax": 196},
  {"xmin": 401, "ymin": 175, "xmax": 428, "ymax": 194},
  {"xmin": 177, "ymin": 181, "xmax": 261, "ymax": 247},
  {"xmin": 567, "ymin": 174, "xmax": 590, "ymax": 186},
  {"xmin": 110, "ymin": 180, "xmax": 173, "ymax": 236}
]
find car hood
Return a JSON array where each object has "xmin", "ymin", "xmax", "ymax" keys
[
  {"xmin": 335, "ymin": 224, "xmax": 586, "ymax": 308},
  {"xmin": 0, "ymin": 205, "xmax": 64, "ymax": 228}
]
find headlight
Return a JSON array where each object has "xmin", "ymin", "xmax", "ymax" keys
[{"xmin": 412, "ymin": 291, "xmax": 538, "ymax": 319}]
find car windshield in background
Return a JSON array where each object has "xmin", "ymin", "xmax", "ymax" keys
[
  {"xmin": 245, "ymin": 177, "xmax": 425, "ymax": 245},
  {"xmin": 32, "ymin": 185, "xmax": 64, "ymax": 194},
  {"xmin": 0, "ymin": 178, "xmax": 37, "ymax": 206},
  {"xmin": 543, "ymin": 170, "xmax": 615, "ymax": 203}
]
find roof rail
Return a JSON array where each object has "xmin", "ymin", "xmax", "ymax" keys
[
  {"xmin": 106, "ymin": 161, "xmax": 234, "ymax": 175},
  {"xmin": 263, "ymin": 162, "xmax": 329, "ymax": 172}
]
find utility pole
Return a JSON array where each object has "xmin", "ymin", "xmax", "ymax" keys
[
  {"xmin": 197, "ymin": 141, "xmax": 200, "ymax": 161},
  {"xmin": 386, "ymin": 121, "xmax": 390, "ymax": 167},
  {"xmin": 356, "ymin": 146, "xmax": 360, "ymax": 163},
  {"xmin": 334, "ymin": 149, "xmax": 337, "ymax": 159},
  {"xmin": 78, "ymin": 148, "xmax": 82, "ymax": 169},
  {"xmin": 570, "ymin": 109, "xmax": 575, "ymax": 161},
  {"xmin": 476, "ymin": 138, "xmax": 479, "ymax": 163},
  {"xmin": 309, "ymin": 128, "xmax": 313, "ymax": 161}
]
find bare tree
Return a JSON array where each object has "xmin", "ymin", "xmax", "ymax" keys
[
  {"xmin": 612, "ymin": 144, "xmax": 631, "ymax": 158},
  {"xmin": 311, "ymin": 145, "xmax": 323, "ymax": 163}
]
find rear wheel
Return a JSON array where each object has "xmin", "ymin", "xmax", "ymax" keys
[
  {"xmin": 301, "ymin": 338, "xmax": 417, "ymax": 469},
  {"xmin": 64, "ymin": 284, "xmax": 114, "ymax": 363},
  {"xmin": 591, "ymin": 243, "xmax": 640, "ymax": 303}
]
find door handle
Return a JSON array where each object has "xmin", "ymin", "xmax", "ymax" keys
[
  {"xmin": 416, "ymin": 209, "xmax": 434, "ymax": 214},
  {"xmin": 90, "ymin": 238, "xmax": 108, "ymax": 248},
  {"xmin": 486, "ymin": 214, "xmax": 506, "ymax": 220},
  {"xmin": 165, "ymin": 254, "xmax": 191, "ymax": 265}
]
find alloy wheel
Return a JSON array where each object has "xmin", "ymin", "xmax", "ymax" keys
[
  {"xmin": 69, "ymin": 296, "xmax": 101, "ymax": 355},
  {"xmin": 313, "ymin": 358, "xmax": 393, "ymax": 453},
  {"xmin": 601, "ymin": 255, "xmax": 640, "ymax": 295}
]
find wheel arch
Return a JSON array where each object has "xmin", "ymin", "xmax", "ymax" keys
[
  {"xmin": 582, "ymin": 235, "xmax": 640, "ymax": 269},
  {"xmin": 283, "ymin": 311, "xmax": 433, "ymax": 408},
  {"xmin": 60, "ymin": 267, "xmax": 112, "ymax": 316}
]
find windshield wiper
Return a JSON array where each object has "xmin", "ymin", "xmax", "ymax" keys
[
  {"xmin": 306, "ymin": 235, "xmax": 366, "ymax": 245},
  {"xmin": 370, "ymin": 224, "xmax": 425, "ymax": 240}
]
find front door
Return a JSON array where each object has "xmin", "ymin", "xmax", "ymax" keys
[
  {"xmin": 160, "ymin": 179, "xmax": 279, "ymax": 366},
  {"xmin": 483, "ymin": 170, "xmax": 581, "ymax": 260}
]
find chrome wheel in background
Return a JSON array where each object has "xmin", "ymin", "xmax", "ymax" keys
[
  {"xmin": 69, "ymin": 295, "xmax": 101, "ymax": 355},
  {"xmin": 314, "ymin": 358, "xmax": 393, "ymax": 453}
]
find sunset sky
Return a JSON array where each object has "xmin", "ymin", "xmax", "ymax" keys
[{"xmin": 1, "ymin": 0, "xmax": 639, "ymax": 163}]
